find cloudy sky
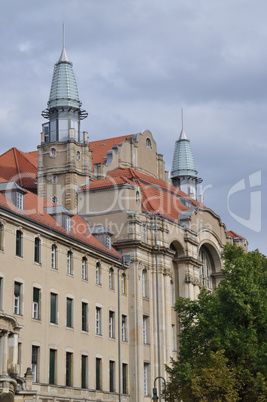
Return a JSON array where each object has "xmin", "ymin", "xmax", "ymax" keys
[{"xmin": 1, "ymin": 0, "xmax": 266, "ymax": 254}]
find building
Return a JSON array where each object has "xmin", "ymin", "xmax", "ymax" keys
[{"xmin": 0, "ymin": 41, "xmax": 247, "ymax": 401}]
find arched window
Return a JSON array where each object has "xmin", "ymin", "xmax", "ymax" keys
[
  {"xmin": 121, "ymin": 273, "xmax": 126, "ymax": 294},
  {"xmin": 109, "ymin": 268, "xmax": 114, "ymax": 290},
  {"xmin": 145, "ymin": 137, "xmax": 152, "ymax": 149},
  {"xmin": 200, "ymin": 247, "xmax": 213, "ymax": 289},
  {"xmin": 96, "ymin": 262, "xmax": 101, "ymax": 285},
  {"xmin": 142, "ymin": 269, "xmax": 148, "ymax": 298},
  {"xmin": 16, "ymin": 230, "xmax": 23, "ymax": 257},
  {"xmin": 82, "ymin": 257, "xmax": 88, "ymax": 280},
  {"xmin": 0, "ymin": 223, "xmax": 4, "ymax": 250},
  {"xmin": 67, "ymin": 251, "xmax": 73, "ymax": 276},
  {"xmin": 51, "ymin": 244, "xmax": 57, "ymax": 269},
  {"xmin": 34, "ymin": 237, "xmax": 41, "ymax": 264}
]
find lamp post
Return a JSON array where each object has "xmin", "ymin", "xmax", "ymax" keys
[{"xmin": 152, "ymin": 376, "xmax": 166, "ymax": 401}]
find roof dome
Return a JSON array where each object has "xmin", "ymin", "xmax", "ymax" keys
[
  {"xmin": 171, "ymin": 129, "xmax": 198, "ymax": 178},
  {"xmin": 47, "ymin": 47, "xmax": 81, "ymax": 109}
]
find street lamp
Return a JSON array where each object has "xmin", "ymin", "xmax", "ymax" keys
[{"xmin": 152, "ymin": 376, "xmax": 166, "ymax": 402}]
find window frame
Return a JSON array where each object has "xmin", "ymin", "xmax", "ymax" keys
[
  {"xmin": 122, "ymin": 314, "xmax": 127, "ymax": 342},
  {"xmin": 14, "ymin": 281, "xmax": 22, "ymax": 315},
  {"xmin": 95, "ymin": 307, "xmax": 102, "ymax": 336},
  {"xmin": 109, "ymin": 267, "xmax": 114, "ymax": 290},
  {"xmin": 109, "ymin": 310, "xmax": 115, "ymax": 339},
  {"xmin": 82, "ymin": 257, "xmax": 88, "ymax": 280},
  {"xmin": 50, "ymin": 292, "xmax": 58, "ymax": 324},
  {"xmin": 34, "ymin": 237, "xmax": 41, "ymax": 264},
  {"xmin": 66, "ymin": 297, "xmax": 73, "ymax": 328},
  {"xmin": 49, "ymin": 349, "xmax": 56, "ymax": 385},
  {"xmin": 66, "ymin": 351, "xmax": 73, "ymax": 387},
  {"xmin": 32, "ymin": 287, "xmax": 40, "ymax": 320},
  {"xmin": 67, "ymin": 250, "xmax": 73, "ymax": 276},
  {"xmin": 31, "ymin": 345, "xmax": 39, "ymax": 383},
  {"xmin": 51, "ymin": 244, "xmax": 57, "ymax": 270},
  {"xmin": 81, "ymin": 302, "xmax": 89, "ymax": 332},
  {"xmin": 16, "ymin": 230, "xmax": 23, "ymax": 257}
]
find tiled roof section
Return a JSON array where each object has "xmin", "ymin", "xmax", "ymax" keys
[
  {"xmin": 80, "ymin": 167, "xmax": 204, "ymax": 223},
  {"xmin": 0, "ymin": 184, "xmax": 121, "ymax": 260},
  {"xmin": 89, "ymin": 135, "xmax": 134, "ymax": 166},
  {"xmin": 228, "ymin": 230, "xmax": 246, "ymax": 240},
  {"xmin": 0, "ymin": 148, "xmax": 38, "ymax": 190}
]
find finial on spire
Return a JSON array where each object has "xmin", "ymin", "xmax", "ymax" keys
[
  {"xmin": 179, "ymin": 107, "xmax": 187, "ymax": 140},
  {"xmin": 58, "ymin": 23, "xmax": 70, "ymax": 63},
  {"xmin": 181, "ymin": 107, "xmax": 184, "ymax": 131}
]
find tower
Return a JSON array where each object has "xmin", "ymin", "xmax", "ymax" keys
[
  {"xmin": 37, "ymin": 32, "xmax": 92, "ymax": 213},
  {"xmin": 171, "ymin": 117, "xmax": 202, "ymax": 200}
]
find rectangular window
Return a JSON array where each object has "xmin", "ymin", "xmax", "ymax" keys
[
  {"xmin": 34, "ymin": 237, "xmax": 41, "ymax": 263},
  {"xmin": 50, "ymin": 293, "xmax": 57, "ymax": 324},
  {"xmin": 32, "ymin": 346, "xmax": 39, "ymax": 383},
  {"xmin": 67, "ymin": 251, "xmax": 73, "ymax": 275},
  {"xmin": 144, "ymin": 363, "xmax": 150, "ymax": 396},
  {"xmin": 14, "ymin": 282, "xmax": 22, "ymax": 315},
  {"xmin": 16, "ymin": 192, "xmax": 24, "ymax": 210},
  {"xmin": 16, "ymin": 230, "xmax": 23, "ymax": 257},
  {"xmin": 121, "ymin": 273, "xmax": 126, "ymax": 294},
  {"xmin": 82, "ymin": 257, "xmax": 88, "ymax": 280},
  {"xmin": 109, "ymin": 360, "xmax": 115, "ymax": 392},
  {"xmin": 109, "ymin": 311, "xmax": 115, "ymax": 339},
  {"xmin": 96, "ymin": 262, "xmax": 101, "ymax": 285},
  {"xmin": 81, "ymin": 355, "xmax": 88, "ymax": 389},
  {"xmin": 32, "ymin": 287, "xmax": 40, "ymax": 319},
  {"xmin": 95, "ymin": 307, "xmax": 102, "ymax": 335},
  {"xmin": 49, "ymin": 349, "xmax": 56, "ymax": 385},
  {"xmin": 0, "ymin": 278, "xmax": 3, "ymax": 310},
  {"xmin": 96, "ymin": 358, "xmax": 101, "ymax": 391},
  {"xmin": 122, "ymin": 363, "xmax": 127, "ymax": 394},
  {"xmin": 143, "ymin": 316, "xmax": 149, "ymax": 344},
  {"xmin": 82, "ymin": 302, "xmax": 88, "ymax": 332},
  {"xmin": 66, "ymin": 352, "xmax": 72, "ymax": 387},
  {"xmin": 66, "ymin": 298, "xmax": 73, "ymax": 328},
  {"xmin": 142, "ymin": 269, "xmax": 147, "ymax": 298},
  {"xmin": 51, "ymin": 245, "xmax": 57, "ymax": 269},
  {"xmin": 122, "ymin": 315, "xmax": 127, "ymax": 342}
]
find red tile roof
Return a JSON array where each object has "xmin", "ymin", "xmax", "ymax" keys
[
  {"xmin": 80, "ymin": 167, "xmax": 204, "ymax": 223},
  {"xmin": 0, "ymin": 148, "xmax": 38, "ymax": 190},
  {"xmin": 0, "ymin": 182, "xmax": 121, "ymax": 260},
  {"xmin": 89, "ymin": 134, "xmax": 133, "ymax": 166},
  {"xmin": 228, "ymin": 230, "xmax": 246, "ymax": 240}
]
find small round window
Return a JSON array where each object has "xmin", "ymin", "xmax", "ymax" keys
[{"xmin": 50, "ymin": 148, "xmax": 56, "ymax": 158}]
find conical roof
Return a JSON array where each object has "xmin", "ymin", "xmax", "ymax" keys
[
  {"xmin": 171, "ymin": 128, "xmax": 198, "ymax": 178},
  {"xmin": 47, "ymin": 46, "xmax": 81, "ymax": 109}
]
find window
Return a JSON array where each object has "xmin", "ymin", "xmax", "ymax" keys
[
  {"xmin": 51, "ymin": 244, "xmax": 57, "ymax": 269},
  {"xmin": 14, "ymin": 282, "xmax": 22, "ymax": 315},
  {"xmin": 32, "ymin": 346, "xmax": 39, "ymax": 383},
  {"xmin": 122, "ymin": 315, "xmax": 127, "ymax": 342},
  {"xmin": 109, "ymin": 360, "xmax": 115, "ymax": 392},
  {"xmin": 34, "ymin": 237, "xmax": 41, "ymax": 263},
  {"xmin": 67, "ymin": 251, "xmax": 73, "ymax": 276},
  {"xmin": 66, "ymin": 352, "xmax": 73, "ymax": 387},
  {"xmin": 0, "ymin": 223, "xmax": 3, "ymax": 250},
  {"xmin": 81, "ymin": 355, "xmax": 88, "ymax": 389},
  {"xmin": 106, "ymin": 235, "xmax": 111, "ymax": 250},
  {"xmin": 32, "ymin": 287, "xmax": 40, "ymax": 319},
  {"xmin": 96, "ymin": 262, "xmax": 101, "ymax": 285},
  {"xmin": 50, "ymin": 293, "xmax": 57, "ymax": 324},
  {"xmin": 52, "ymin": 175, "xmax": 57, "ymax": 184},
  {"xmin": 95, "ymin": 307, "xmax": 102, "ymax": 335},
  {"xmin": 200, "ymin": 247, "xmax": 213, "ymax": 289},
  {"xmin": 82, "ymin": 257, "xmax": 88, "ymax": 280},
  {"xmin": 170, "ymin": 280, "xmax": 175, "ymax": 307},
  {"xmin": 142, "ymin": 269, "xmax": 148, "ymax": 298},
  {"xmin": 96, "ymin": 358, "xmax": 102, "ymax": 391},
  {"xmin": 50, "ymin": 148, "xmax": 56, "ymax": 158},
  {"xmin": 172, "ymin": 324, "xmax": 176, "ymax": 351},
  {"xmin": 52, "ymin": 195, "xmax": 58, "ymax": 204},
  {"xmin": 122, "ymin": 363, "xmax": 127, "ymax": 394},
  {"xmin": 66, "ymin": 298, "xmax": 73, "ymax": 328},
  {"xmin": 144, "ymin": 363, "xmax": 150, "ymax": 396},
  {"xmin": 0, "ymin": 278, "xmax": 2, "ymax": 310},
  {"xmin": 16, "ymin": 192, "xmax": 24, "ymax": 210},
  {"xmin": 121, "ymin": 273, "xmax": 126, "ymax": 294},
  {"xmin": 136, "ymin": 191, "xmax": 140, "ymax": 203},
  {"xmin": 145, "ymin": 137, "xmax": 152, "ymax": 149},
  {"xmin": 109, "ymin": 268, "xmax": 114, "ymax": 290},
  {"xmin": 109, "ymin": 311, "xmax": 115, "ymax": 339},
  {"xmin": 49, "ymin": 349, "xmax": 56, "ymax": 385},
  {"xmin": 77, "ymin": 151, "xmax": 81, "ymax": 161},
  {"xmin": 16, "ymin": 230, "xmax": 23, "ymax": 257},
  {"xmin": 82, "ymin": 302, "xmax": 88, "ymax": 332},
  {"xmin": 143, "ymin": 316, "xmax": 149, "ymax": 344},
  {"xmin": 65, "ymin": 216, "xmax": 71, "ymax": 233}
]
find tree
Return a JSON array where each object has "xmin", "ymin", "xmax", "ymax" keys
[{"xmin": 165, "ymin": 244, "xmax": 267, "ymax": 401}]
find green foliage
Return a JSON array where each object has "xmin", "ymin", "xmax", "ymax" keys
[{"xmin": 165, "ymin": 244, "xmax": 267, "ymax": 401}]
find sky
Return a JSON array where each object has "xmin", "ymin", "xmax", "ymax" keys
[{"xmin": 0, "ymin": 0, "xmax": 267, "ymax": 254}]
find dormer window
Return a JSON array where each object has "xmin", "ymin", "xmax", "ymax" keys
[
  {"xmin": 16, "ymin": 192, "xmax": 24, "ymax": 210},
  {"xmin": 65, "ymin": 215, "xmax": 71, "ymax": 233},
  {"xmin": 106, "ymin": 235, "xmax": 111, "ymax": 250},
  {"xmin": 146, "ymin": 138, "xmax": 152, "ymax": 149}
]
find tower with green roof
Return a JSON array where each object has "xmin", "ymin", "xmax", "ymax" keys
[
  {"xmin": 37, "ymin": 35, "xmax": 92, "ymax": 213},
  {"xmin": 171, "ymin": 125, "xmax": 202, "ymax": 200}
]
